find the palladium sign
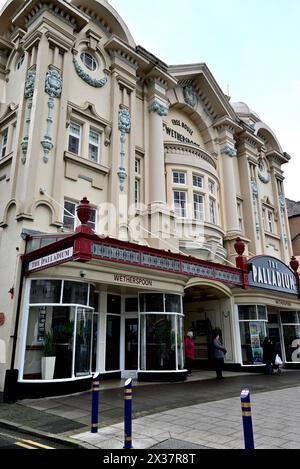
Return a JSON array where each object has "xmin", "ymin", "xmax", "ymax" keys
[{"xmin": 248, "ymin": 256, "xmax": 298, "ymax": 295}]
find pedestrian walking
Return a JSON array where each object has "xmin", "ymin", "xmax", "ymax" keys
[
  {"xmin": 184, "ymin": 331, "xmax": 195, "ymax": 376},
  {"xmin": 212, "ymin": 331, "xmax": 227, "ymax": 379},
  {"xmin": 263, "ymin": 337, "xmax": 276, "ymax": 375}
]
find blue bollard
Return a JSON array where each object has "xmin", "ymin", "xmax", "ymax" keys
[
  {"xmin": 124, "ymin": 378, "xmax": 133, "ymax": 449},
  {"xmin": 241, "ymin": 388, "xmax": 255, "ymax": 449},
  {"xmin": 91, "ymin": 372, "xmax": 101, "ymax": 434}
]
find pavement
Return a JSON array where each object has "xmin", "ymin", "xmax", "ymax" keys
[{"xmin": 1, "ymin": 369, "xmax": 300, "ymax": 449}]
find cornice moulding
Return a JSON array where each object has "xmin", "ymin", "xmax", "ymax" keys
[
  {"xmin": 12, "ymin": 0, "xmax": 89, "ymax": 32},
  {"xmin": 164, "ymin": 141, "xmax": 217, "ymax": 170}
]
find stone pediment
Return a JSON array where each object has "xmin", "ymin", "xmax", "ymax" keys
[{"xmin": 168, "ymin": 63, "xmax": 238, "ymax": 123}]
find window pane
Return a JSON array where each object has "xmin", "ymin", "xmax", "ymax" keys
[
  {"xmin": 239, "ymin": 321, "xmax": 265, "ymax": 365},
  {"xmin": 194, "ymin": 193, "xmax": 204, "ymax": 221},
  {"xmin": 30, "ymin": 280, "xmax": 62, "ymax": 304},
  {"xmin": 140, "ymin": 314, "xmax": 176, "ymax": 371},
  {"xmin": 68, "ymin": 135, "xmax": 80, "ymax": 154},
  {"xmin": 174, "ymin": 191, "xmax": 187, "ymax": 218},
  {"xmin": 80, "ymin": 52, "xmax": 97, "ymax": 71},
  {"xmin": 63, "ymin": 201, "xmax": 76, "ymax": 231},
  {"xmin": 75, "ymin": 308, "xmax": 93, "ymax": 377},
  {"xmin": 125, "ymin": 297, "xmax": 138, "ymax": 312},
  {"xmin": 177, "ymin": 315, "xmax": 184, "ymax": 370},
  {"xmin": 280, "ymin": 311, "xmax": 300, "ymax": 324},
  {"xmin": 238, "ymin": 305, "xmax": 257, "ymax": 320},
  {"xmin": 23, "ymin": 306, "xmax": 75, "ymax": 380},
  {"xmin": 106, "ymin": 315, "xmax": 120, "ymax": 370},
  {"xmin": 63, "ymin": 281, "xmax": 88, "ymax": 305},
  {"xmin": 173, "ymin": 172, "xmax": 186, "ymax": 184},
  {"xmin": 107, "ymin": 295, "xmax": 121, "ymax": 314},
  {"xmin": 165, "ymin": 294, "xmax": 181, "ymax": 313},
  {"xmin": 258, "ymin": 305, "xmax": 267, "ymax": 320},
  {"xmin": 193, "ymin": 175, "xmax": 203, "ymax": 188},
  {"xmin": 88, "ymin": 144, "xmax": 99, "ymax": 162},
  {"xmin": 282, "ymin": 325, "xmax": 300, "ymax": 362},
  {"xmin": 139, "ymin": 294, "xmax": 164, "ymax": 312}
]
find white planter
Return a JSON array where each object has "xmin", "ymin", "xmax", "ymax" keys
[{"xmin": 41, "ymin": 356, "xmax": 56, "ymax": 380}]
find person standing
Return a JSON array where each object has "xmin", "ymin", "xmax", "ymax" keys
[
  {"xmin": 184, "ymin": 331, "xmax": 195, "ymax": 376},
  {"xmin": 212, "ymin": 331, "xmax": 227, "ymax": 379},
  {"xmin": 263, "ymin": 337, "xmax": 275, "ymax": 375}
]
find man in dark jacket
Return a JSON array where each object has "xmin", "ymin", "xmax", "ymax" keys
[{"xmin": 263, "ymin": 337, "xmax": 275, "ymax": 375}]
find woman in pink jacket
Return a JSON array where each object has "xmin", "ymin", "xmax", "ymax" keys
[{"xmin": 184, "ymin": 331, "xmax": 195, "ymax": 376}]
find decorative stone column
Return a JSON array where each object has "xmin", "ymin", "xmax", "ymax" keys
[
  {"xmin": 214, "ymin": 120, "xmax": 241, "ymax": 236},
  {"xmin": 148, "ymin": 98, "xmax": 169, "ymax": 205},
  {"xmin": 20, "ymin": 69, "xmax": 36, "ymax": 164},
  {"xmin": 41, "ymin": 68, "xmax": 63, "ymax": 163},
  {"xmin": 118, "ymin": 105, "xmax": 131, "ymax": 192}
]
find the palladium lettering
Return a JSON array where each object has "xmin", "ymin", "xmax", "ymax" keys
[{"xmin": 252, "ymin": 261, "xmax": 296, "ymax": 291}]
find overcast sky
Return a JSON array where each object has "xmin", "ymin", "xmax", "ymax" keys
[{"xmin": 1, "ymin": 0, "xmax": 299, "ymax": 201}]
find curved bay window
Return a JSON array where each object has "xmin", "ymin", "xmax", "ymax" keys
[
  {"xmin": 22, "ymin": 280, "xmax": 95, "ymax": 381},
  {"xmin": 139, "ymin": 293, "xmax": 184, "ymax": 372}
]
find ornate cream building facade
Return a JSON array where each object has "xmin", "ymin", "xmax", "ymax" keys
[{"xmin": 0, "ymin": 0, "xmax": 300, "ymax": 400}]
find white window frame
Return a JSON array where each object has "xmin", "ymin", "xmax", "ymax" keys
[
  {"xmin": 193, "ymin": 174, "xmax": 203, "ymax": 189},
  {"xmin": 208, "ymin": 180, "xmax": 215, "ymax": 195},
  {"xmin": 193, "ymin": 193, "xmax": 204, "ymax": 222},
  {"xmin": 209, "ymin": 197, "xmax": 217, "ymax": 224},
  {"xmin": 88, "ymin": 128, "xmax": 101, "ymax": 163},
  {"xmin": 173, "ymin": 171, "xmax": 186, "ymax": 185},
  {"xmin": 237, "ymin": 201, "xmax": 243, "ymax": 232},
  {"xmin": 135, "ymin": 179, "xmax": 141, "ymax": 208},
  {"xmin": 267, "ymin": 210, "xmax": 274, "ymax": 233},
  {"xmin": 63, "ymin": 200, "xmax": 97, "ymax": 232},
  {"xmin": 135, "ymin": 158, "xmax": 141, "ymax": 176},
  {"xmin": 174, "ymin": 191, "xmax": 187, "ymax": 218},
  {"xmin": 0, "ymin": 128, "xmax": 8, "ymax": 159},
  {"xmin": 68, "ymin": 121, "xmax": 82, "ymax": 156},
  {"xmin": 80, "ymin": 51, "xmax": 98, "ymax": 71}
]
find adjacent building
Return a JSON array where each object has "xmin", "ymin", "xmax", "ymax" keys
[{"xmin": 0, "ymin": 0, "xmax": 300, "ymax": 400}]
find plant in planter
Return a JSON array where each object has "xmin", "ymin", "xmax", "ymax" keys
[{"xmin": 41, "ymin": 331, "xmax": 57, "ymax": 380}]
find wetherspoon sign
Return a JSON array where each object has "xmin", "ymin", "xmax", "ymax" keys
[{"xmin": 248, "ymin": 256, "xmax": 298, "ymax": 295}]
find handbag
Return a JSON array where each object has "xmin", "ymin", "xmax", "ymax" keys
[{"xmin": 275, "ymin": 354, "xmax": 283, "ymax": 366}]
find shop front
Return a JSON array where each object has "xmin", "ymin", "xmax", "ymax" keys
[
  {"xmin": 5, "ymin": 220, "xmax": 245, "ymax": 399},
  {"xmin": 234, "ymin": 254, "xmax": 300, "ymax": 370}
]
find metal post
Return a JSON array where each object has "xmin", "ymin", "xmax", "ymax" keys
[
  {"xmin": 124, "ymin": 378, "xmax": 133, "ymax": 449},
  {"xmin": 91, "ymin": 372, "xmax": 100, "ymax": 434},
  {"xmin": 241, "ymin": 388, "xmax": 255, "ymax": 449}
]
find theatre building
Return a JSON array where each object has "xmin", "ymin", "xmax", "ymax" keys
[{"xmin": 0, "ymin": 0, "xmax": 300, "ymax": 400}]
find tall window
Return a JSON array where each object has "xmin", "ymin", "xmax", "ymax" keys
[
  {"xmin": 135, "ymin": 180, "xmax": 140, "ymax": 207},
  {"xmin": 237, "ymin": 201, "xmax": 243, "ymax": 232},
  {"xmin": 135, "ymin": 158, "xmax": 141, "ymax": 208},
  {"xmin": 63, "ymin": 200, "xmax": 76, "ymax": 231},
  {"xmin": 193, "ymin": 193, "xmax": 204, "ymax": 221},
  {"xmin": 208, "ymin": 180, "xmax": 215, "ymax": 195},
  {"xmin": 68, "ymin": 122, "xmax": 82, "ymax": 155},
  {"xmin": 267, "ymin": 211, "xmax": 274, "ymax": 233},
  {"xmin": 63, "ymin": 200, "xmax": 97, "ymax": 232},
  {"xmin": 88, "ymin": 129, "xmax": 101, "ymax": 163},
  {"xmin": 0, "ymin": 128, "xmax": 8, "ymax": 159},
  {"xmin": 174, "ymin": 191, "xmax": 187, "ymax": 218},
  {"xmin": 173, "ymin": 171, "xmax": 186, "ymax": 185},
  {"xmin": 209, "ymin": 198, "xmax": 216, "ymax": 224}
]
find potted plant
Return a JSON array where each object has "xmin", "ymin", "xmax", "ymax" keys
[{"xmin": 41, "ymin": 331, "xmax": 56, "ymax": 380}]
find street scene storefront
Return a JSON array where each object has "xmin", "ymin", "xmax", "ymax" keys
[{"xmin": 4, "ymin": 204, "xmax": 299, "ymax": 400}]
